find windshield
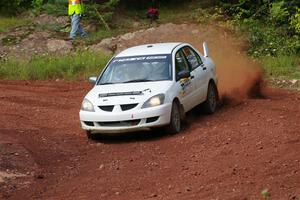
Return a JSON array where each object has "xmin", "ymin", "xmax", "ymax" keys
[{"xmin": 98, "ymin": 54, "xmax": 172, "ymax": 85}]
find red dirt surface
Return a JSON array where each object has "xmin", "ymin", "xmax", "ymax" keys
[
  {"xmin": 0, "ymin": 80, "xmax": 300, "ymax": 200},
  {"xmin": 0, "ymin": 23, "xmax": 299, "ymax": 200}
]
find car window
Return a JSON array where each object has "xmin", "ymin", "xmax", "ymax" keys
[
  {"xmin": 175, "ymin": 50, "xmax": 190, "ymax": 75},
  {"xmin": 182, "ymin": 46, "xmax": 203, "ymax": 70}
]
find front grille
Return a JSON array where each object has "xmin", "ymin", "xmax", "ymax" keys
[
  {"xmin": 84, "ymin": 121, "xmax": 94, "ymax": 126},
  {"xmin": 99, "ymin": 105, "xmax": 114, "ymax": 112},
  {"xmin": 146, "ymin": 117, "xmax": 159, "ymax": 123},
  {"xmin": 120, "ymin": 103, "xmax": 138, "ymax": 111},
  {"xmin": 98, "ymin": 119, "xmax": 141, "ymax": 127}
]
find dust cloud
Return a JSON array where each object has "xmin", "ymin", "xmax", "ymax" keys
[
  {"xmin": 200, "ymin": 26, "xmax": 264, "ymax": 101},
  {"xmin": 116, "ymin": 23, "xmax": 263, "ymax": 101}
]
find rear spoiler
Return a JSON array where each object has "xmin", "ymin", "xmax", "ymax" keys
[{"xmin": 203, "ymin": 42, "xmax": 209, "ymax": 57}]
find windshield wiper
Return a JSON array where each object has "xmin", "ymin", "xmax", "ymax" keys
[
  {"xmin": 122, "ymin": 79, "xmax": 154, "ymax": 83},
  {"xmin": 99, "ymin": 82, "xmax": 118, "ymax": 85}
]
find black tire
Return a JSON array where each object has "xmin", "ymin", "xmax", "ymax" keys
[
  {"xmin": 166, "ymin": 102, "xmax": 181, "ymax": 134},
  {"xmin": 202, "ymin": 82, "xmax": 218, "ymax": 114}
]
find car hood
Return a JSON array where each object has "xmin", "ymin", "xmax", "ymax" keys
[{"xmin": 85, "ymin": 81, "xmax": 173, "ymax": 106}]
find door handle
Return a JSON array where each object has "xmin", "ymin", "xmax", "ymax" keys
[
  {"xmin": 203, "ymin": 67, "xmax": 207, "ymax": 71},
  {"xmin": 191, "ymin": 75, "xmax": 195, "ymax": 79}
]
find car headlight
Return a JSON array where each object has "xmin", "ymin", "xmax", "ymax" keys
[
  {"xmin": 142, "ymin": 94, "xmax": 165, "ymax": 108},
  {"xmin": 81, "ymin": 99, "xmax": 95, "ymax": 112}
]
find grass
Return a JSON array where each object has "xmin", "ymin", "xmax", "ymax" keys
[
  {"xmin": 159, "ymin": 4, "xmax": 193, "ymax": 24},
  {"xmin": 84, "ymin": 29, "xmax": 113, "ymax": 45},
  {"xmin": 261, "ymin": 55, "xmax": 300, "ymax": 79},
  {"xmin": 36, "ymin": 23, "xmax": 67, "ymax": 32},
  {"xmin": 0, "ymin": 50, "xmax": 111, "ymax": 80},
  {"xmin": 0, "ymin": 17, "xmax": 31, "ymax": 33}
]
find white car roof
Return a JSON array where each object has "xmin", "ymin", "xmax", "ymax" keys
[{"xmin": 115, "ymin": 43, "xmax": 182, "ymax": 57}]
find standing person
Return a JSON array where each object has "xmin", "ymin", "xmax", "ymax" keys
[
  {"xmin": 147, "ymin": 0, "xmax": 159, "ymax": 23},
  {"xmin": 68, "ymin": 0, "xmax": 87, "ymax": 40}
]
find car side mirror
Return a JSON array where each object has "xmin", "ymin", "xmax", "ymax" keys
[
  {"xmin": 177, "ymin": 70, "xmax": 191, "ymax": 80},
  {"xmin": 88, "ymin": 76, "xmax": 97, "ymax": 84}
]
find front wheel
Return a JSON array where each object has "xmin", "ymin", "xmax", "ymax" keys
[
  {"xmin": 202, "ymin": 82, "xmax": 218, "ymax": 114},
  {"xmin": 166, "ymin": 102, "xmax": 181, "ymax": 134}
]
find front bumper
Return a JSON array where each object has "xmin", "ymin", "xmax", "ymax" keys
[{"xmin": 79, "ymin": 103, "xmax": 172, "ymax": 134}]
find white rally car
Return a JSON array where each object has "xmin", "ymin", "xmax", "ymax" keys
[{"xmin": 80, "ymin": 42, "xmax": 218, "ymax": 139}]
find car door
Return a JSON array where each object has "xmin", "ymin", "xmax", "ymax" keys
[
  {"xmin": 174, "ymin": 49, "xmax": 196, "ymax": 111},
  {"xmin": 182, "ymin": 46, "xmax": 208, "ymax": 104}
]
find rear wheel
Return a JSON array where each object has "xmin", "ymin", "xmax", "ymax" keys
[
  {"xmin": 203, "ymin": 82, "xmax": 218, "ymax": 114},
  {"xmin": 166, "ymin": 102, "xmax": 181, "ymax": 134}
]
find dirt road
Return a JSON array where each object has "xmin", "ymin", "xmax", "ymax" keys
[
  {"xmin": 0, "ymin": 80, "xmax": 299, "ymax": 200},
  {"xmin": 1, "ymin": 23, "xmax": 300, "ymax": 199}
]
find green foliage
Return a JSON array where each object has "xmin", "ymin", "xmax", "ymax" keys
[
  {"xmin": 245, "ymin": 19, "xmax": 300, "ymax": 57},
  {"xmin": 47, "ymin": 0, "xmax": 65, "ymax": 4},
  {"xmin": 0, "ymin": 0, "xmax": 26, "ymax": 15},
  {"xmin": 0, "ymin": 51, "xmax": 111, "ymax": 80},
  {"xmin": 290, "ymin": 8, "xmax": 300, "ymax": 34},
  {"xmin": 199, "ymin": 0, "xmax": 300, "ymax": 83},
  {"xmin": 31, "ymin": 0, "xmax": 44, "ymax": 16},
  {"xmin": 85, "ymin": 1, "xmax": 119, "ymax": 22},
  {"xmin": 219, "ymin": 0, "xmax": 263, "ymax": 19},
  {"xmin": 216, "ymin": 0, "xmax": 300, "ymax": 57},
  {"xmin": 105, "ymin": 0, "xmax": 120, "ymax": 9},
  {"xmin": 219, "ymin": 0, "xmax": 299, "ymax": 28},
  {"xmin": 42, "ymin": 3, "xmax": 67, "ymax": 16},
  {"xmin": 270, "ymin": 1, "xmax": 289, "ymax": 25}
]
